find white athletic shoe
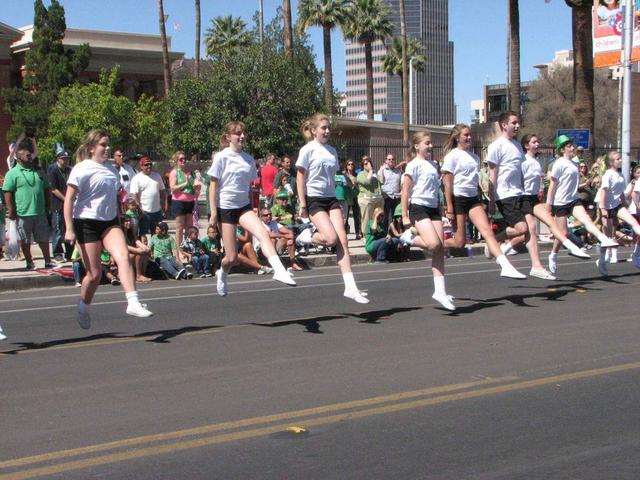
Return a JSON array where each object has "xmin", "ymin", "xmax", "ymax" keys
[
  {"xmin": 529, "ymin": 268, "xmax": 556, "ymax": 280},
  {"xmin": 216, "ymin": 269, "xmax": 228, "ymax": 296},
  {"xmin": 499, "ymin": 263, "xmax": 527, "ymax": 279},
  {"xmin": 567, "ymin": 245, "xmax": 590, "ymax": 259},
  {"xmin": 126, "ymin": 303, "xmax": 153, "ymax": 318},
  {"xmin": 548, "ymin": 253, "xmax": 558, "ymax": 274},
  {"xmin": 484, "ymin": 244, "xmax": 492, "ymax": 259},
  {"xmin": 609, "ymin": 249, "xmax": 619, "ymax": 264},
  {"xmin": 399, "ymin": 227, "xmax": 416, "ymax": 246},
  {"xmin": 344, "ymin": 289, "xmax": 370, "ymax": 304},
  {"xmin": 506, "ymin": 248, "xmax": 518, "ymax": 256},
  {"xmin": 432, "ymin": 292, "xmax": 456, "ymax": 311},
  {"xmin": 0, "ymin": 327, "xmax": 6, "ymax": 341},
  {"xmin": 77, "ymin": 311, "xmax": 91, "ymax": 330},
  {"xmin": 596, "ymin": 258, "xmax": 608, "ymax": 277},
  {"xmin": 599, "ymin": 238, "xmax": 619, "ymax": 248},
  {"xmin": 273, "ymin": 271, "xmax": 296, "ymax": 286}
]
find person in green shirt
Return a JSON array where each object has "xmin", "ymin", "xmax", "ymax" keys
[
  {"xmin": 201, "ymin": 224, "xmax": 222, "ymax": 272},
  {"xmin": 356, "ymin": 157, "xmax": 383, "ymax": 241},
  {"xmin": 2, "ymin": 148, "xmax": 53, "ymax": 270},
  {"xmin": 365, "ymin": 207, "xmax": 397, "ymax": 263},
  {"xmin": 270, "ymin": 191, "xmax": 295, "ymax": 226},
  {"xmin": 149, "ymin": 221, "xmax": 187, "ymax": 279}
]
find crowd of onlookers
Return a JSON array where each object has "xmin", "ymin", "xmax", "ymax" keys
[{"xmin": 2, "ymin": 134, "xmax": 639, "ymax": 284}]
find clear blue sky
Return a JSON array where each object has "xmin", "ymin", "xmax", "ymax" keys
[{"xmin": 3, "ymin": 0, "xmax": 573, "ymax": 123}]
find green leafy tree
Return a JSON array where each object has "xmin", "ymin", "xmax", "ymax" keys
[
  {"xmin": 343, "ymin": 0, "xmax": 394, "ymax": 120},
  {"xmin": 166, "ymin": 13, "xmax": 323, "ymax": 159},
  {"xmin": 297, "ymin": 0, "xmax": 351, "ymax": 112},
  {"xmin": 205, "ymin": 15, "xmax": 253, "ymax": 63},
  {"xmin": 3, "ymin": 0, "xmax": 90, "ymax": 140}
]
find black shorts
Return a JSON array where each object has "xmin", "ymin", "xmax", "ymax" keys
[
  {"xmin": 496, "ymin": 196, "xmax": 525, "ymax": 226},
  {"xmin": 218, "ymin": 204, "xmax": 252, "ymax": 224},
  {"xmin": 171, "ymin": 199, "xmax": 195, "ymax": 217},
  {"xmin": 552, "ymin": 199, "xmax": 580, "ymax": 217},
  {"xmin": 307, "ymin": 196, "xmax": 342, "ymax": 216},
  {"xmin": 520, "ymin": 195, "xmax": 541, "ymax": 216},
  {"xmin": 453, "ymin": 195, "xmax": 483, "ymax": 215},
  {"xmin": 409, "ymin": 204, "xmax": 441, "ymax": 223},
  {"xmin": 606, "ymin": 204, "xmax": 622, "ymax": 218},
  {"xmin": 73, "ymin": 217, "xmax": 120, "ymax": 244}
]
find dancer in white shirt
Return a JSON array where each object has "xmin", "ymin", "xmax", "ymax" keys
[{"xmin": 296, "ymin": 113, "xmax": 369, "ymax": 304}]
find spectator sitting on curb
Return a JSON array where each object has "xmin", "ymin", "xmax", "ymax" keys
[
  {"xmin": 181, "ymin": 225, "xmax": 211, "ymax": 277},
  {"xmin": 100, "ymin": 248, "xmax": 120, "ymax": 286},
  {"xmin": 71, "ymin": 245, "xmax": 85, "ymax": 287},
  {"xmin": 270, "ymin": 191, "xmax": 296, "ymax": 226},
  {"xmin": 124, "ymin": 197, "xmax": 141, "ymax": 236},
  {"xmin": 257, "ymin": 208, "xmax": 304, "ymax": 271},
  {"xmin": 201, "ymin": 224, "xmax": 222, "ymax": 273},
  {"xmin": 388, "ymin": 204, "xmax": 410, "ymax": 262},
  {"xmin": 365, "ymin": 207, "xmax": 398, "ymax": 263},
  {"xmin": 150, "ymin": 221, "xmax": 191, "ymax": 279},
  {"xmin": 237, "ymin": 226, "xmax": 273, "ymax": 274},
  {"xmin": 122, "ymin": 215, "xmax": 152, "ymax": 283}
]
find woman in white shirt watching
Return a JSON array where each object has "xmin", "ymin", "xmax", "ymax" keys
[
  {"xmin": 208, "ymin": 121, "xmax": 295, "ymax": 296},
  {"xmin": 296, "ymin": 113, "xmax": 369, "ymax": 304},
  {"xmin": 64, "ymin": 129, "xmax": 152, "ymax": 329}
]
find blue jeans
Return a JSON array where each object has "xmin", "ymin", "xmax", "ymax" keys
[
  {"xmin": 369, "ymin": 238, "xmax": 394, "ymax": 262},
  {"xmin": 158, "ymin": 256, "xmax": 183, "ymax": 278},
  {"xmin": 190, "ymin": 253, "xmax": 210, "ymax": 274},
  {"xmin": 139, "ymin": 210, "xmax": 164, "ymax": 236},
  {"xmin": 51, "ymin": 210, "xmax": 71, "ymax": 259},
  {"xmin": 72, "ymin": 261, "xmax": 85, "ymax": 284}
]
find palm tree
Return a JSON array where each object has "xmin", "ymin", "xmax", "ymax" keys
[
  {"xmin": 382, "ymin": 36, "xmax": 425, "ymax": 132},
  {"xmin": 297, "ymin": 0, "xmax": 351, "ymax": 112},
  {"xmin": 565, "ymin": 0, "xmax": 595, "ymax": 145},
  {"xmin": 283, "ymin": 0, "xmax": 294, "ymax": 60},
  {"xmin": 343, "ymin": 0, "xmax": 394, "ymax": 120},
  {"xmin": 508, "ymin": 0, "xmax": 520, "ymax": 113},
  {"xmin": 195, "ymin": 0, "xmax": 201, "ymax": 78},
  {"xmin": 205, "ymin": 15, "xmax": 252, "ymax": 62},
  {"xmin": 157, "ymin": 0, "xmax": 172, "ymax": 95}
]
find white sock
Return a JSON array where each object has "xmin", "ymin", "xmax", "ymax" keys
[
  {"xmin": 78, "ymin": 299, "xmax": 89, "ymax": 313},
  {"xmin": 267, "ymin": 255, "xmax": 288, "ymax": 275},
  {"xmin": 126, "ymin": 291, "xmax": 140, "ymax": 306},
  {"xmin": 343, "ymin": 272, "xmax": 358, "ymax": 291},
  {"xmin": 433, "ymin": 275, "xmax": 446, "ymax": 295},
  {"xmin": 496, "ymin": 254, "xmax": 510, "ymax": 268},
  {"xmin": 561, "ymin": 239, "xmax": 578, "ymax": 251},
  {"xmin": 500, "ymin": 242, "xmax": 513, "ymax": 254}
]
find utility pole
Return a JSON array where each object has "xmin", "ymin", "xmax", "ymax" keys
[
  {"xmin": 259, "ymin": 0, "xmax": 265, "ymax": 44},
  {"xmin": 621, "ymin": 0, "xmax": 635, "ymax": 183}
]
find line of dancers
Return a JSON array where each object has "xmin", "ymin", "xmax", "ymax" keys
[{"xmin": 2, "ymin": 110, "xmax": 639, "ymax": 340}]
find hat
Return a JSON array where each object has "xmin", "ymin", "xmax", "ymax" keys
[
  {"xmin": 139, "ymin": 155, "xmax": 152, "ymax": 166},
  {"xmin": 276, "ymin": 191, "xmax": 289, "ymax": 200},
  {"xmin": 393, "ymin": 204, "xmax": 402, "ymax": 217},
  {"xmin": 54, "ymin": 142, "xmax": 70, "ymax": 158},
  {"xmin": 554, "ymin": 135, "xmax": 574, "ymax": 153}
]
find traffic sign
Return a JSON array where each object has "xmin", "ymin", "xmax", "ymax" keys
[{"xmin": 556, "ymin": 129, "xmax": 591, "ymax": 149}]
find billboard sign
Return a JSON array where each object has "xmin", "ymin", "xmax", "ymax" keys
[{"xmin": 593, "ymin": 0, "xmax": 640, "ymax": 67}]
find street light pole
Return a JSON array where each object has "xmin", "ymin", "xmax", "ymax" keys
[{"xmin": 621, "ymin": 0, "xmax": 635, "ymax": 183}]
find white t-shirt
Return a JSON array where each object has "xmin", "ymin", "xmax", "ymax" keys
[
  {"xmin": 549, "ymin": 157, "xmax": 579, "ymax": 206},
  {"xmin": 487, "ymin": 136, "xmax": 525, "ymax": 200},
  {"xmin": 116, "ymin": 163, "xmax": 136, "ymax": 194},
  {"xmin": 441, "ymin": 148, "xmax": 479, "ymax": 198},
  {"xmin": 130, "ymin": 171, "xmax": 165, "ymax": 213},
  {"xmin": 207, "ymin": 147, "xmax": 257, "ymax": 209},
  {"xmin": 600, "ymin": 169, "xmax": 625, "ymax": 210},
  {"xmin": 68, "ymin": 160, "xmax": 120, "ymax": 221},
  {"xmin": 522, "ymin": 154, "xmax": 543, "ymax": 196},
  {"xmin": 629, "ymin": 180, "xmax": 640, "ymax": 215},
  {"xmin": 403, "ymin": 157, "xmax": 440, "ymax": 208},
  {"xmin": 296, "ymin": 140, "xmax": 339, "ymax": 198}
]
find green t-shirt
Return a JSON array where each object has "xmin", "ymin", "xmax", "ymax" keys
[
  {"xmin": 2, "ymin": 164, "xmax": 50, "ymax": 217},
  {"xmin": 365, "ymin": 219, "xmax": 386, "ymax": 254},
  {"xmin": 270, "ymin": 203, "xmax": 295, "ymax": 225},
  {"xmin": 356, "ymin": 171, "xmax": 381, "ymax": 198},
  {"xmin": 150, "ymin": 234, "xmax": 176, "ymax": 259},
  {"xmin": 334, "ymin": 174, "xmax": 347, "ymax": 201},
  {"xmin": 201, "ymin": 236, "xmax": 221, "ymax": 253},
  {"xmin": 100, "ymin": 249, "xmax": 111, "ymax": 263}
]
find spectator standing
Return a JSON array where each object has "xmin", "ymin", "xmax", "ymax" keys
[
  {"xmin": 259, "ymin": 153, "xmax": 279, "ymax": 208},
  {"xmin": 3, "ymin": 148, "xmax": 53, "ymax": 270},
  {"xmin": 344, "ymin": 159, "xmax": 361, "ymax": 238},
  {"xmin": 273, "ymin": 155, "xmax": 297, "ymax": 204},
  {"xmin": 64, "ymin": 129, "xmax": 152, "ymax": 329},
  {"xmin": 48, "ymin": 145, "xmax": 73, "ymax": 261},
  {"xmin": 356, "ymin": 157, "xmax": 383, "ymax": 240},
  {"xmin": 378, "ymin": 153, "xmax": 404, "ymax": 229},
  {"xmin": 112, "ymin": 149, "xmax": 135, "ymax": 210},
  {"xmin": 130, "ymin": 156, "xmax": 167, "ymax": 236},
  {"xmin": 169, "ymin": 151, "xmax": 200, "ymax": 262}
]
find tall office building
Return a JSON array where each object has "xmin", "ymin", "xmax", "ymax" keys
[{"xmin": 345, "ymin": 0, "xmax": 454, "ymax": 126}]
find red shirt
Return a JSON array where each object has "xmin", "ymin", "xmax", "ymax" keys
[{"xmin": 260, "ymin": 163, "xmax": 279, "ymax": 196}]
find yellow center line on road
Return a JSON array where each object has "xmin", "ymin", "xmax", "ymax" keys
[
  {"xmin": 0, "ymin": 376, "xmax": 515, "ymax": 470},
  {"xmin": 2, "ymin": 361, "xmax": 640, "ymax": 480}
]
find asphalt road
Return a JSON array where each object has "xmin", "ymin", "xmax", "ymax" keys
[{"xmin": 2, "ymin": 250, "xmax": 640, "ymax": 479}]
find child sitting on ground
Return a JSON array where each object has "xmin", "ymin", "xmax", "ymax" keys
[
  {"xmin": 150, "ymin": 222, "xmax": 191, "ymax": 280},
  {"xmin": 181, "ymin": 226, "xmax": 211, "ymax": 277},
  {"xmin": 201, "ymin": 224, "xmax": 222, "ymax": 273}
]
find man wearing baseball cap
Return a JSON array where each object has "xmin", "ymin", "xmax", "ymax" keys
[
  {"xmin": 129, "ymin": 156, "xmax": 167, "ymax": 236},
  {"xmin": 48, "ymin": 144, "xmax": 73, "ymax": 261}
]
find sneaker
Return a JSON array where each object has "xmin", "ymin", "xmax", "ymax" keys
[
  {"xmin": 609, "ymin": 249, "xmax": 619, "ymax": 264},
  {"xmin": 548, "ymin": 253, "xmax": 558, "ymax": 274},
  {"xmin": 273, "ymin": 271, "xmax": 296, "ymax": 286},
  {"xmin": 399, "ymin": 227, "xmax": 416, "ymax": 246},
  {"xmin": 186, "ymin": 272, "xmax": 193, "ymax": 279},
  {"xmin": 344, "ymin": 288, "xmax": 370, "ymax": 304},
  {"xmin": 432, "ymin": 291, "xmax": 456, "ymax": 311},
  {"xmin": 596, "ymin": 258, "xmax": 608, "ymax": 277},
  {"xmin": 75, "ymin": 282, "xmax": 82, "ymax": 287},
  {"xmin": 126, "ymin": 303, "xmax": 153, "ymax": 317},
  {"xmin": 216, "ymin": 269, "xmax": 228, "ymax": 296},
  {"xmin": 53, "ymin": 255, "xmax": 65, "ymax": 262},
  {"xmin": 44, "ymin": 262, "xmax": 57, "ymax": 269},
  {"xmin": 0, "ymin": 328, "xmax": 6, "ymax": 341},
  {"xmin": 77, "ymin": 310, "xmax": 91, "ymax": 330},
  {"xmin": 25, "ymin": 262, "xmax": 36, "ymax": 271},
  {"xmin": 499, "ymin": 263, "xmax": 527, "ymax": 279},
  {"xmin": 484, "ymin": 244, "xmax": 492, "ymax": 259},
  {"xmin": 599, "ymin": 238, "xmax": 619, "ymax": 248},
  {"xmin": 176, "ymin": 268, "xmax": 186, "ymax": 280},
  {"xmin": 567, "ymin": 245, "xmax": 590, "ymax": 259},
  {"xmin": 199, "ymin": 273, "xmax": 208, "ymax": 278},
  {"xmin": 110, "ymin": 277, "xmax": 121, "ymax": 286},
  {"xmin": 529, "ymin": 268, "xmax": 556, "ymax": 280},
  {"xmin": 506, "ymin": 248, "xmax": 518, "ymax": 256},
  {"xmin": 257, "ymin": 267, "xmax": 266, "ymax": 275}
]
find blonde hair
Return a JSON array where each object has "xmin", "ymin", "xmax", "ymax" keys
[
  {"xmin": 220, "ymin": 121, "xmax": 246, "ymax": 149},
  {"xmin": 75, "ymin": 128, "xmax": 109, "ymax": 163},
  {"xmin": 408, "ymin": 131, "xmax": 432, "ymax": 158},
  {"xmin": 301, "ymin": 113, "xmax": 330, "ymax": 142},
  {"xmin": 443, "ymin": 124, "xmax": 470, "ymax": 155},
  {"xmin": 170, "ymin": 150, "xmax": 186, "ymax": 167},
  {"xmin": 604, "ymin": 151, "xmax": 620, "ymax": 169}
]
